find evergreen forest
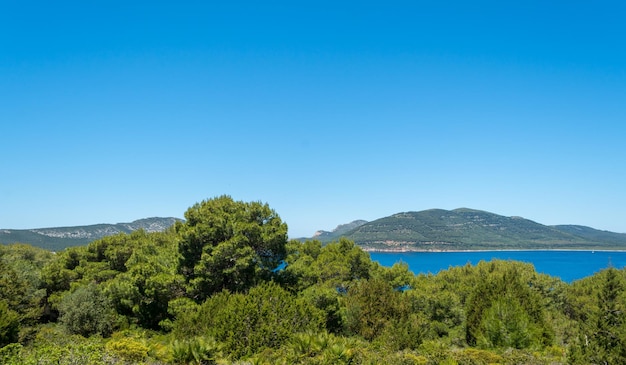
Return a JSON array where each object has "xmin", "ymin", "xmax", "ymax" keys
[{"xmin": 1, "ymin": 196, "xmax": 626, "ymax": 364}]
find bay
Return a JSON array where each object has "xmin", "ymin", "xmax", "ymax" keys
[{"xmin": 369, "ymin": 250, "xmax": 626, "ymax": 283}]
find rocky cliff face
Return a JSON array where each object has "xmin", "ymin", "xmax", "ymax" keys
[{"xmin": 310, "ymin": 220, "xmax": 369, "ymax": 241}]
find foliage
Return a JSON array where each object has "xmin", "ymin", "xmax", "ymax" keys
[
  {"xmin": 107, "ymin": 337, "xmax": 150, "ymax": 362},
  {"xmin": 373, "ymin": 260, "xmax": 415, "ymax": 289},
  {"xmin": 465, "ymin": 264, "xmax": 553, "ymax": 349},
  {"xmin": 0, "ymin": 244, "xmax": 51, "ymax": 324},
  {"xmin": 16, "ymin": 326, "xmax": 109, "ymax": 365},
  {"xmin": 478, "ymin": 296, "xmax": 541, "ymax": 349},
  {"xmin": 250, "ymin": 331, "xmax": 364, "ymax": 365},
  {"xmin": 281, "ymin": 238, "xmax": 375, "ymax": 292},
  {"xmin": 57, "ymin": 283, "xmax": 117, "ymax": 337},
  {"xmin": 341, "ymin": 277, "xmax": 426, "ymax": 350},
  {"xmin": 0, "ymin": 343, "xmax": 23, "ymax": 365},
  {"xmin": 176, "ymin": 195, "xmax": 288, "ymax": 301},
  {"xmin": 299, "ymin": 285, "xmax": 343, "ymax": 334},
  {"xmin": 568, "ymin": 268, "xmax": 626, "ymax": 364},
  {"xmin": 170, "ymin": 336, "xmax": 222, "ymax": 364},
  {"xmin": 173, "ymin": 281, "xmax": 325, "ymax": 358},
  {"xmin": 105, "ymin": 230, "xmax": 184, "ymax": 329},
  {"xmin": 280, "ymin": 238, "xmax": 378, "ymax": 335},
  {"xmin": 6, "ymin": 198, "xmax": 626, "ymax": 364},
  {"xmin": 0, "ymin": 300, "xmax": 20, "ymax": 347}
]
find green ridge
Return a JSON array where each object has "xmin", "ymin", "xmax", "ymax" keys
[{"xmin": 324, "ymin": 208, "xmax": 626, "ymax": 251}]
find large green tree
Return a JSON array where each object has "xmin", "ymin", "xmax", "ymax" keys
[
  {"xmin": 570, "ymin": 268, "xmax": 626, "ymax": 364},
  {"xmin": 0, "ymin": 244, "xmax": 52, "ymax": 324},
  {"xmin": 105, "ymin": 230, "xmax": 184, "ymax": 330},
  {"xmin": 465, "ymin": 265, "xmax": 553, "ymax": 349},
  {"xmin": 176, "ymin": 196, "xmax": 288, "ymax": 300},
  {"xmin": 281, "ymin": 238, "xmax": 374, "ymax": 292}
]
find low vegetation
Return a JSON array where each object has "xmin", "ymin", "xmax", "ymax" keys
[{"xmin": 1, "ymin": 196, "xmax": 625, "ymax": 364}]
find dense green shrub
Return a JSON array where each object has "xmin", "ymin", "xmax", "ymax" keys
[
  {"xmin": 170, "ymin": 336, "xmax": 221, "ymax": 364},
  {"xmin": 57, "ymin": 283, "xmax": 117, "ymax": 337},
  {"xmin": 0, "ymin": 343, "xmax": 22, "ymax": 365},
  {"xmin": 105, "ymin": 336, "xmax": 150, "ymax": 362},
  {"xmin": 173, "ymin": 281, "xmax": 325, "ymax": 358},
  {"xmin": 0, "ymin": 300, "xmax": 19, "ymax": 347},
  {"xmin": 465, "ymin": 266, "xmax": 553, "ymax": 349}
]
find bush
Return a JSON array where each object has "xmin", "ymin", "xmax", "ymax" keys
[
  {"xmin": 173, "ymin": 282, "xmax": 325, "ymax": 358},
  {"xmin": 456, "ymin": 348, "xmax": 504, "ymax": 364},
  {"xmin": 105, "ymin": 336, "xmax": 149, "ymax": 362},
  {"xmin": 170, "ymin": 336, "xmax": 221, "ymax": 365},
  {"xmin": 23, "ymin": 333, "xmax": 108, "ymax": 365},
  {"xmin": 0, "ymin": 300, "xmax": 19, "ymax": 347},
  {"xmin": 0, "ymin": 343, "xmax": 22, "ymax": 365},
  {"xmin": 57, "ymin": 283, "xmax": 117, "ymax": 337}
]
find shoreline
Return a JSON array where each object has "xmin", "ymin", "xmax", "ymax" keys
[{"xmin": 361, "ymin": 248, "xmax": 626, "ymax": 253}]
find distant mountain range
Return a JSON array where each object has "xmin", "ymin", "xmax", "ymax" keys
[
  {"xmin": 3, "ymin": 209, "xmax": 626, "ymax": 252},
  {"xmin": 0, "ymin": 217, "xmax": 181, "ymax": 251},
  {"xmin": 305, "ymin": 208, "xmax": 626, "ymax": 251}
]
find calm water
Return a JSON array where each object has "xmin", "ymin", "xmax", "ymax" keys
[{"xmin": 369, "ymin": 250, "xmax": 626, "ymax": 283}]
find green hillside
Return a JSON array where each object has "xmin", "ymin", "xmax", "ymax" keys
[
  {"xmin": 340, "ymin": 208, "xmax": 626, "ymax": 251},
  {"xmin": 308, "ymin": 219, "xmax": 368, "ymax": 242},
  {"xmin": 0, "ymin": 217, "xmax": 180, "ymax": 251},
  {"xmin": 4, "ymin": 209, "xmax": 626, "ymax": 252},
  {"xmin": 553, "ymin": 224, "xmax": 626, "ymax": 246}
]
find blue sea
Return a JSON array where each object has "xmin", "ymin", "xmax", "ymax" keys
[{"xmin": 369, "ymin": 250, "xmax": 626, "ymax": 283}]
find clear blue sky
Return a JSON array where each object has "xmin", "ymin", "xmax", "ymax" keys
[{"xmin": 2, "ymin": 1, "xmax": 625, "ymax": 237}]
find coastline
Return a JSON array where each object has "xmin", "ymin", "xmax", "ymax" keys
[
  {"xmin": 361, "ymin": 247, "xmax": 626, "ymax": 253},
  {"xmin": 366, "ymin": 249, "xmax": 626, "ymax": 283}
]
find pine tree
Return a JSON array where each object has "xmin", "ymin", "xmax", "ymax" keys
[{"xmin": 591, "ymin": 268, "xmax": 626, "ymax": 364}]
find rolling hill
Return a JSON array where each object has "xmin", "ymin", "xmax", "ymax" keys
[
  {"xmin": 0, "ymin": 217, "xmax": 181, "ymax": 251},
  {"xmin": 310, "ymin": 208, "xmax": 626, "ymax": 251},
  {"xmin": 4, "ymin": 209, "xmax": 626, "ymax": 252}
]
